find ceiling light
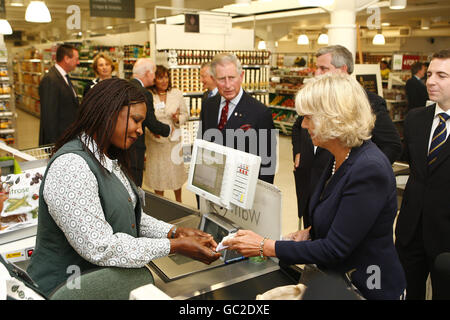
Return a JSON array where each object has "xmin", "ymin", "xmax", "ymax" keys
[
  {"xmin": 106, "ymin": 26, "xmax": 113, "ymax": 29},
  {"xmin": 381, "ymin": 22, "xmax": 390, "ymax": 27},
  {"xmin": 235, "ymin": 0, "xmax": 251, "ymax": 6},
  {"xmin": 317, "ymin": 33, "xmax": 328, "ymax": 45},
  {"xmin": 389, "ymin": 0, "xmax": 406, "ymax": 10},
  {"xmin": 297, "ymin": 34, "xmax": 309, "ymax": 45},
  {"xmin": 421, "ymin": 19, "xmax": 430, "ymax": 30},
  {"xmin": 10, "ymin": 0, "xmax": 24, "ymax": 7},
  {"xmin": 25, "ymin": 1, "xmax": 51, "ymax": 23},
  {"xmin": 0, "ymin": 19, "xmax": 13, "ymax": 35},
  {"xmin": 372, "ymin": 32, "xmax": 385, "ymax": 45},
  {"xmin": 258, "ymin": 40, "xmax": 266, "ymax": 50}
]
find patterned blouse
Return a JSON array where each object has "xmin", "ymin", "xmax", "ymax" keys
[{"xmin": 42, "ymin": 136, "xmax": 173, "ymax": 268}]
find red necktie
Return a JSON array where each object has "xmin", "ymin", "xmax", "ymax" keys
[{"xmin": 218, "ymin": 100, "xmax": 229, "ymax": 130}]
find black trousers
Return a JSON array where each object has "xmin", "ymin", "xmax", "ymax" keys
[{"xmin": 396, "ymin": 217, "xmax": 447, "ymax": 300}]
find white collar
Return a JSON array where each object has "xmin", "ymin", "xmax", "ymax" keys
[
  {"xmin": 55, "ymin": 63, "xmax": 68, "ymax": 78},
  {"xmin": 220, "ymin": 87, "xmax": 243, "ymax": 105},
  {"xmin": 434, "ymin": 103, "xmax": 450, "ymax": 118},
  {"xmin": 134, "ymin": 78, "xmax": 145, "ymax": 87},
  {"xmin": 80, "ymin": 133, "xmax": 116, "ymax": 173}
]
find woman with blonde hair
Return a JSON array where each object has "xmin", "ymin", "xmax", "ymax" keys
[
  {"xmin": 83, "ymin": 52, "xmax": 115, "ymax": 97},
  {"xmin": 224, "ymin": 73, "xmax": 406, "ymax": 300}
]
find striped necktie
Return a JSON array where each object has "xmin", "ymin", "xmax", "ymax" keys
[
  {"xmin": 218, "ymin": 100, "xmax": 229, "ymax": 131},
  {"xmin": 428, "ymin": 112, "xmax": 450, "ymax": 166}
]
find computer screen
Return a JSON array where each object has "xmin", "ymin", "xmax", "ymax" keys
[
  {"xmin": 187, "ymin": 139, "xmax": 261, "ymax": 210},
  {"xmin": 192, "ymin": 147, "xmax": 226, "ymax": 198}
]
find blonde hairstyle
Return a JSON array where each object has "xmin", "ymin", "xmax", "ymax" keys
[
  {"xmin": 92, "ymin": 52, "xmax": 115, "ymax": 75},
  {"xmin": 295, "ymin": 73, "xmax": 375, "ymax": 148}
]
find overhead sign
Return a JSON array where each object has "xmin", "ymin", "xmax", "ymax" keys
[{"xmin": 90, "ymin": 0, "xmax": 135, "ymax": 19}]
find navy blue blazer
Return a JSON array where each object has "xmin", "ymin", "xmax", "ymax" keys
[{"xmin": 276, "ymin": 140, "xmax": 406, "ymax": 299}]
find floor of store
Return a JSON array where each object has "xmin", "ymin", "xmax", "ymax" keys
[{"xmin": 15, "ymin": 108, "xmax": 300, "ymax": 237}]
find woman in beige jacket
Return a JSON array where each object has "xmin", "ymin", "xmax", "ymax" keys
[{"xmin": 145, "ymin": 65, "xmax": 189, "ymax": 202}]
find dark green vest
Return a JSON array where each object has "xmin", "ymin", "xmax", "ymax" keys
[{"xmin": 27, "ymin": 139, "xmax": 142, "ymax": 296}]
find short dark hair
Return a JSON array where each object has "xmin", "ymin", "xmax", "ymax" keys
[
  {"xmin": 54, "ymin": 78, "xmax": 146, "ymax": 182},
  {"xmin": 150, "ymin": 65, "xmax": 172, "ymax": 93},
  {"xmin": 56, "ymin": 44, "xmax": 77, "ymax": 63},
  {"xmin": 410, "ymin": 62, "xmax": 424, "ymax": 76},
  {"xmin": 432, "ymin": 49, "xmax": 450, "ymax": 60}
]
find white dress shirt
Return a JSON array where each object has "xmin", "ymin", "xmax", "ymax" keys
[
  {"xmin": 43, "ymin": 135, "xmax": 173, "ymax": 268},
  {"xmin": 428, "ymin": 104, "xmax": 450, "ymax": 152},
  {"xmin": 217, "ymin": 87, "xmax": 244, "ymax": 125}
]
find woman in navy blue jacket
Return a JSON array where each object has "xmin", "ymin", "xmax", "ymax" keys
[{"xmin": 224, "ymin": 73, "xmax": 406, "ymax": 300}]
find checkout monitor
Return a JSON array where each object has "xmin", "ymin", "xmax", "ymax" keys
[{"xmin": 187, "ymin": 139, "xmax": 261, "ymax": 210}]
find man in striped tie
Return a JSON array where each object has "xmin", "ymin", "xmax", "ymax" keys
[{"xmin": 395, "ymin": 49, "xmax": 450, "ymax": 300}]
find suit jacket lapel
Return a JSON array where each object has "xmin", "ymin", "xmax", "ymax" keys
[
  {"xmin": 53, "ymin": 66, "xmax": 78, "ymax": 103},
  {"xmin": 415, "ymin": 105, "xmax": 436, "ymax": 175},
  {"xmin": 208, "ymin": 94, "xmax": 221, "ymax": 129},
  {"xmin": 224, "ymin": 91, "xmax": 247, "ymax": 130}
]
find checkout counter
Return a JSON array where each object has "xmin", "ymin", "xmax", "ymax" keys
[{"xmin": 0, "ymin": 138, "xmax": 411, "ymax": 300}]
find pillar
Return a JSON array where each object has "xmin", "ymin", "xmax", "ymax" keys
[{"xmin": 325, "ymin": 0, "xmax": 357, "ymax": 60}]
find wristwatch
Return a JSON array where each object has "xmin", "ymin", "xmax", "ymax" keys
[{"xmin": 171, "ymin": 226, "xmax": 177, "ymax": 239}]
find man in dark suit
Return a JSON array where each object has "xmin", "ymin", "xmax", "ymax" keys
[
  {"xmin": 395, "ymin": 49, "xmax": 450, "ymax": 300},
  {"xmin": 200, "ymin": 62, "xmax": 218, "ymax": 101},
  {"xmin": 39, "ymin": 44, "xmax": 80, "ymax": 146},
  {"xmin": 200, "ymin": 53, "xmax": 277, "ymax": 184},
  {"xmin": 292, "ymin": 45, "xmax": 402, "ymax": 227},
  {"xmin": 129, "ymin": 58, "xmax": 171, "ymax": 186},
  {"xmin": 405, "ymin": 61, "xmax": 429, "ymax": 112}
]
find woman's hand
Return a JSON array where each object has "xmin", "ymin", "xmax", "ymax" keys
[
  {"xmin": 223, "ymin": 230, "xmax": 276, "ymax": 258},
  {"xmin": 172, "ymin": 110, "xmax": 180, "ymax": 124},
  {"xmin": 174, "ymin": 226, "xmax": 216, "ymax": 242},
  {"xmin": 284, "ymin": 226, "xmax": 311, "ymax": 242},
  {"xmin": 170, "ymin": 235, "xmax": 221, "ymax": 265}
]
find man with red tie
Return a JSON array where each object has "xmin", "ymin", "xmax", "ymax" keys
[
  {"xmin": 199, "ymin": 53, "xmax": 277, "ymax": 184},
  {"xmin": 395, "ymin": 49, "xmax": 450, "ymax": 300}
]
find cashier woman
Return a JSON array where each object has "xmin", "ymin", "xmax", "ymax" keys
[
  {"xmin": 27, "ymin": 78, "xmax": 221, "ymax": 296},
  {"xmin": 224, "ymin": 73, "xmax": 406, "ymax": 300}
]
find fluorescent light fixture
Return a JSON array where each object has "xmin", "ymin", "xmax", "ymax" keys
[
  {"xmin": 258, "ymin": 40, "xmax": 266, "ymax": 50},
  {"xmin": 25, "ymin": 1, "xmax": 52, "ymax": 23},
  {"xmin": 389, "ymin": 0, "xmax": 406, "ymax": 10},
  {"xmin": 297, "ymin": 34, "xmax": 309, "ymax": 45},
  {"xmin": 0, "ymin": 19, "xmax": 13, "ymax": 35},
  {"xmin": 317, "ymin": 33, "xmax": 328, "ymax": 45},
  {"xmin": 372, "ymin": 33, "xmax": 385, "ymax": 45},
  {"xmin": 381, "ymin": 22, "xmax": 391, "ymax": 27},
  {"xmin": 10, "ymin": 0, "xmax": 24, "ymax": 7},
  {"xmin": 106, "ymin": 26, "xmax": 113, "ymax": 29},
  {"xmin": 275, "ymin": 41, "xmax": 278, "ymax": 47}
]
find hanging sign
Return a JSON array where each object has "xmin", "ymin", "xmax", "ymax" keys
[
  {"xmin": 401, "ymin": 55, "xmax": 420, "ymax": 70},
  {"xmin": 90, "ymin": 0, "xmax": 135, "ymax": 19}
]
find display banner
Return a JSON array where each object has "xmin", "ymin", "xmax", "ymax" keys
[{"xmin": 90, "ymin": 0, "xmax": 135, "ymax": 19}]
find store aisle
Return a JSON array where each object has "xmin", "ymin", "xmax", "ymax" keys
[
  {"xmin": 14, "ymin": 108, "xmax": 300, "ymax": 236},
  {"xmin": 15, "ymin": 108, "xmax": 40, "ymax": 150}
]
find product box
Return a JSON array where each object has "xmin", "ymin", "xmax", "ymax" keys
[{"xmin": 0, "ymin": 167, "xmax": 45, "ymax": 234}]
